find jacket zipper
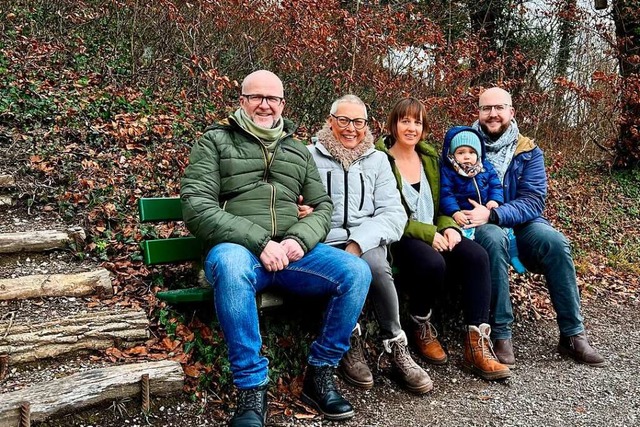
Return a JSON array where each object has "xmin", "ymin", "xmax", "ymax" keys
[
  {"xmin": 342, "ymin": 170, "xmax": 349, "ymax": 230},
  {"xmin": 233, "ymin": 123, "xmax": 295, "ymax": 238},
  {"xmin": 472, "ymin": 177, "xmax": 482, "ymax": 205},
  {"xmin": 358, "ymin": 173, "xmax": 365, "ymax": 210}
]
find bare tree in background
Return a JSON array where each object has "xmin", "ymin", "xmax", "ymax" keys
[{"xmin": 612, "ymin": 0, "xmax": 640, "ymax": 168}]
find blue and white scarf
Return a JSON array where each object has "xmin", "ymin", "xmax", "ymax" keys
[{"xmin": 472, "ymin": 119, "xmax": 519, "ymax": 183}]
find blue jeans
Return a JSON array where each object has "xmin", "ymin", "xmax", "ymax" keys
[
  {"xmin": 474, "ymin": 222, "xmax": 584, "ymax": 340},
  {"xmin": 204, "ymin": 242, "xmax": 371, "ymax": 389}
]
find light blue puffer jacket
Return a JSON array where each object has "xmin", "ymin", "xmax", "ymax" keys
[{"xmin": 308, "ymin": 140, "xmax": 407, "ymax": 253}]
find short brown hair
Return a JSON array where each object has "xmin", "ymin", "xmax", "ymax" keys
[{"xmin": 385, "ymin": 98, "xmax": 427, "ymax": 145}]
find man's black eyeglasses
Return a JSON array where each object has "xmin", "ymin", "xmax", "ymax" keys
[{"xmin": 241, "ymin": 94, "xmax": 284, "ymax": 106}]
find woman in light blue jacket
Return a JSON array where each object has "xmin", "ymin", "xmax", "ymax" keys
[{"xmin": 306, "ymin": 94, "xmax": 432, "ymax": 394}]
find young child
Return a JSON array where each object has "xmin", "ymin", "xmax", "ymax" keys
[
  {"xmin": 440, "ymin": 126, "xmax": 503, "ymax": 240},
  {"xmin": 440, "ymin": 126, "xmax": 526, "ymax": 273}
]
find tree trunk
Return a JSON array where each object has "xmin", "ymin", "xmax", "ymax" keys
[
  {"xmin": 0, "ymin": 360, "xmax": 183, "ymax": 426},
  {"xmin": 467, "ymin": 0, "xmax": 507, "ymax": 85},
  {"xmin": 0, "ymin": 269, "xmax": 113, "ymax": 301},
  {"xmin": 555, "ymin": 0, "xmax": 577, "ymax": 78},
  {"xmin": 612, "ymin": 0, "xmax": 640, "ymax": 168},
  {"xmin": 0, "ymin": 308, "xmax": 149, "ymax": 363}
]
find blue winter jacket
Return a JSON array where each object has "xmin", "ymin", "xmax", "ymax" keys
[
  {"xmin": 487, "ymin": 134, "xmax": 550, "ymax": 229},
  {"xmin": 440, "ymin": 126, "xmax": 503, "ymax": 216}
]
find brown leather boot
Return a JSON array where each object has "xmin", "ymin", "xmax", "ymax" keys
[
  {"xmin": 493, "ymin": 338, "xmax": 516, "ymax": 368},
  {"xmin": 338, "ymin": 324, "xmax": 374, "ymax": 389},
  {"xmin": 411, "ymin": 312, "xmax": 447, "ymax": 365},
  {"xmin": 463, "ymin": 324, "xmax": 511, "ymax": 381},
  {"xmin": 384, "ymin": 331, "xmax": 433, "ymax": 394},
  {"xmin": 558, "ymin": 332, "xmax": 606, "ymax": 367}
]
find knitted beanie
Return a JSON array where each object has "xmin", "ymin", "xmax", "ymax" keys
[{"xmin": 449, "ymin": 131, "xmax": 482, "ymax": 157}]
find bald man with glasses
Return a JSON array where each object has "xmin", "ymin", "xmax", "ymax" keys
[{"xmin": 181, "ymin": 70, "xmax": 371, "ymax": 427}]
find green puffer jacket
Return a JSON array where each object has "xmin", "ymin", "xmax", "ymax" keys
[
  {"xmin": 181, "ymin": 116, "xmax": 333, "ymax": 257},
  {"xmin": 375, "ymin": 136, "xmax": 459, "ymax": 245}
]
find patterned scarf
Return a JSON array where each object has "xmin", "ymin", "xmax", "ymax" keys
[
  {"xmin": 315, "ymin": 122, "xmax": 374, "ymax": 170},
  {"xmin": 400, "ymin": 168, "xmax": 434, "ymax": 225},
  {"xmin": 447, "ymin": 154, "xmax": 484, "ymax": 178},
  {"xmin": 472, "ymin": 119, "xmax": 519, "ymax": 183}
]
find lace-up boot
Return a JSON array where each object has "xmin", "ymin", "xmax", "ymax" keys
[
  {"xmin": 411, "ymin": 312, "xmax": 447, "ymax": 365},
  {"xmin": 230, "ymin": 385, "xmax": 268, "ymax": 427},
  {"xmin": 383, "ymin": 331, "xmax": 433, "ymax": 394},
  {"xmin": 463, "ymin": 324, "xmax": 511, "ymax": 381},
  {"xmin": 302, "ymin": 365, "xmax": 355, "ymax": 421},
  {"xmin": 338, "ymin": 323, "xmax": 373, "ymax": 389}
]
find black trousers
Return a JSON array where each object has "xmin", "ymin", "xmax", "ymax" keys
[{"xmin": 390, "ymin": 236, "xmax": 491, "ymax": 325}]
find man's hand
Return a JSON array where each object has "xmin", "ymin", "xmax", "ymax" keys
[
  {"xmin": 260, "ymin": 240, "xmax": 290, "ymax": 272},
  {"xmin": 297, "ymin": 195, "xmax": 314, "ymax": 219},
  {"xmin": 280, "ymin": 239, "xmax": 304, "ymax": 262},
  {"xmin": 345, "ymin": 241, "xmax": 363, "ymax": 257},
  {"xmin": 443, "ymin": 228, "xmax": 461, "ymax": 250},
  {"xmin": 452, "ymin": 211, "xmax": 468, "ymax": 227},
  {"xmin": 461, "ymin": 199, "xmax": 491, "ymax": 227}
]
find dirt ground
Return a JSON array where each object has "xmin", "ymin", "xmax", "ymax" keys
[{"xmin": 19, "ymin": 297, "xmax": 639, "ymax": 427}]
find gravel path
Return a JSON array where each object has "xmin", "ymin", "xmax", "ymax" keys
[
  {"xmin": 30, "ymin": 298, "xmax": 639, "ymax": 426},
  {"xmin": 310, "ymin": 300, "xmax": 640, "ymax": 427}
]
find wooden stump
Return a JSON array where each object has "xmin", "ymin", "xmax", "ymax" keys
[
  {"xmin": 0, "ymin": 269, "xmax": 113, "ymax": 301},
  {"xmin": 0, "ymin": 307, "xmax": 149, "ymax": 363},
  {"xmin": 0, "ymin": 360, "xmax": 184, "ymax": 426}
]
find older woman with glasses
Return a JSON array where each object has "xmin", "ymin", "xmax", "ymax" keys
[
  {"xmin": 304, "ymin": 94, "xmax": 433, "ymax": 394},
  {"xmin": 375, "ymin": 97, "xmax": 512, "ymax": 381}
]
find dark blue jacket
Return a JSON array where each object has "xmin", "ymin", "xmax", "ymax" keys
[
  {"xmin": 491, "ymin": 134, "xmax": 549, "ymax": 228},
  {"xmin": 440, "ymin": 126, "xmax": 504, "ymax": 215}
]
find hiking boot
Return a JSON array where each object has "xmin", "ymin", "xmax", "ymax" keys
[
  {"xmin": 383, "ymin": 331, "xmax": 433, "ymax": 394},
  {"xmin": 463, "ymin": 324, "xmax": 511, "ymax": 381},
  {"xmin": 493, "ymin": 338, "xmax": 516, "ymax": 368},
  {"xmin": 338, "ymin": 324, "xmax": 374, "ymax": 389},
  {"xmin": 302, "ymin": 365, "xmax": 355, "ymax": 421},
  {"xmin": 558, "ymin": 332, "xmax": 606, "ymax": 367},
  {"xmin": 411, "ymin": 312, "xmax": 447, "ymax": 365},
  {"xmin": 230, "ymin": 385, "xmax": 268, "ymax": 427}
]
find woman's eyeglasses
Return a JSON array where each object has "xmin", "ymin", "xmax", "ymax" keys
[{"xmin": 331, "ymin": 114, "xmax": 368, "ymax": 130}]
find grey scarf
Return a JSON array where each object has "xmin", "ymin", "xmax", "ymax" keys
[{"xmin": 472, "ymin": 119, "xmax": 519, "ymax": 183}]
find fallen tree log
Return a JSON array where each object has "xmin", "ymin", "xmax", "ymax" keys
[
  {"xmin": 0, "ymin": 227, "xmax": 85, "ymax": 253},
  {"xmin": 0, "ymin": 307, "xmax": 149, "ymax": 363},
  {"xmin": 0, "ymin": 360, "xmax": 184, "ymax": 426},
  {"xmin": 0, "ymin": 269, "xmax": 113, "ymax": 301}
]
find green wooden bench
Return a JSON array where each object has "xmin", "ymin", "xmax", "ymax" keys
[{"xmin": 138, "ymin": 197, "xmax": 283, "ymax": 309}]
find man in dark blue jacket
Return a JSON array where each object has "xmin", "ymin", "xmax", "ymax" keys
[{"xmin": 461, "ymin": 87, "xmax": 604, "ymax": 368}]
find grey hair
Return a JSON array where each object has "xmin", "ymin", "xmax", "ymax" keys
[{"xmin": 330, "ymin": 94, "xmax": 368, "ymax": 119}]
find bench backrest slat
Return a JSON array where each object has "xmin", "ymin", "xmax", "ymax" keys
[
  {"xmin": 138, "ymin": 197, "xmax": 183, "ymax": 222},
  {"xmin": 141, "ymin": 237, "xmax": 200, "ymax": 265}
]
